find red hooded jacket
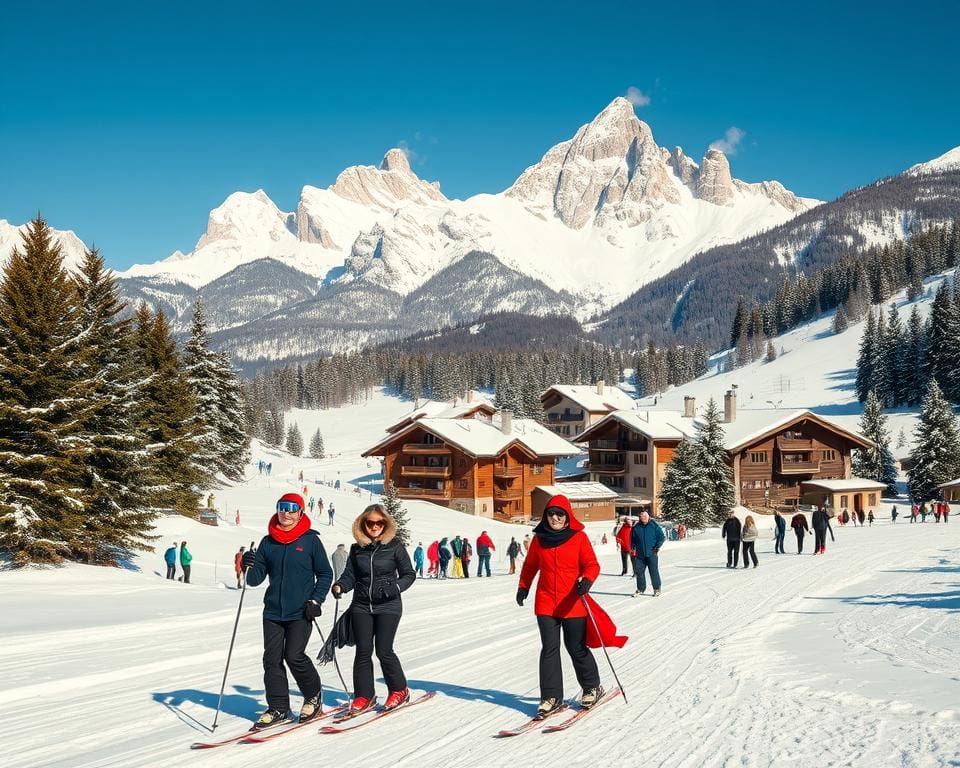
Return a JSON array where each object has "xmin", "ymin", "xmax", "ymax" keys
[{"xmin": 615, "ymin": 523, "xmax": 632, "ymax": 553}]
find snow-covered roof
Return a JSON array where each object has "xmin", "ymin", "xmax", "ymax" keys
[
  {"xmin": 575, "ymin": 409, "xmax": 696, "ymax": 442},
  {"xmin": 937, "ymin": 478, "xmax": 960, "ymax": 490},
  {"xmin": 714, "ymin": 409, "xmax": 872, "ymax": 452},
  {"xmin": 364, "ymin": 412, "xmax": 579, "ymax": 459},
  {"xmin": 533, "ymin": 483, "xmax": 619, "ymax": 501},
  {"xmin": 542, "ymin": 384, "xmax": 636, "ymax": 413},
  {"xmin": 384, "ymin": 392, "xmax": 493, "ymax": 433},
  {"xmin": 800, "ymin": 478, "xmax": 887, "ymax": 492}
]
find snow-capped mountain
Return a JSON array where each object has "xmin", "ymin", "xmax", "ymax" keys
[
  {"xmin": 117, "ymin": 98, "xmax": 817, "ymax": 315},
  {"xmin": 0, "ymin": 219, "xmax": 88, "ymax": 273}
]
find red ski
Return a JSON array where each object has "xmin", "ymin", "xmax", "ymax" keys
[
  {"xmin": 189, "ymin": 714, "xmax": 295, "ymax": 749},
  {"xmin": 494, "ymin": 703, "xmax": 569, "ymax": 738},
  {"xmin": 318, "ymin": 691, "xmax": 437, "ymax": 734},
  {"xmin": 239, "ymin": 704, "xmax": 349, "ymax": 743},
  {"xmin": 541, "ymin": 687, "xmax": 622, "ymax": 732}
]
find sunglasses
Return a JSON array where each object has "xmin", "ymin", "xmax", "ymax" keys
[
  {"xmin": 365, "ymin": 518, "xmax": 386, "ymax": 528},
  {"xmin": 277, "ymin": 501, "xmax": 302, "ymax": 514},
  {"xmin": 546, "ymin": 510, "xmax": 567, "ymax": 518}
]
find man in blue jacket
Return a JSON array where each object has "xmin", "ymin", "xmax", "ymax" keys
[
  {"xmin": 163, "ymin": 542, "xmax": 177, "ymax": 580},
  {"xmin": 242, "ymin": 492, "xmax": 333, "ymax": 729},
  {"xmin": 630, "ymin": 510, "xmax": 665, "ymax": 597}
]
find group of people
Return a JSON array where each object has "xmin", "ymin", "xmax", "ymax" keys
[
  {"xmin": 613, "ymin": 511, "xmax": 666, "ymax": 596},
  {"xmin": 237, "ymin": 491, "xmax": 620, "ymax": 729},
  {"xmin": 413, "ymin": 531, "xmax": 505, "ymax": 578},
  {"xmin": 257, "ymin": 459, "xmax": 273, "ymax": 475},
  {"xmin": 834, "ymin": 508, "xmax": 874, "ymax": 526},
  {"xmin": 907, "ymin": 500, "xmax": 951, "ymax": 523},
  {"xmin": 163, "ymin": 541, "xmax": 193, "ymax": 583}
]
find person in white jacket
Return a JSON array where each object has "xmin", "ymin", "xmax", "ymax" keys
[{"xmin": 741, "ymin": 516, "xmax": 759, "ymax": 568}]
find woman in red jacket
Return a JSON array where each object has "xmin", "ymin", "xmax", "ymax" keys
[{"xmin": 517, "ymin": 494, "xmax": 603, "ymax": 719}]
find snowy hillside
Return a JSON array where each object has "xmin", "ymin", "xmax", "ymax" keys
[{"xmin": 0, "ymin": 218, "xmax": 88, "ymax": 272}]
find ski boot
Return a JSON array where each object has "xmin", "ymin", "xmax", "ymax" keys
[
  {"xmin": 581, "ymin": 685, "xmax": 604, "ymax": 709},
  {"xmin": 534, "ymin": 697, "xmax": 563, "ymax": 720},
  {"xmin": 299, "ymin": 693, "xmax": 322, "ymax": 723},
  {"xmin": 383, "ymin": 688, "xmax": 410, "ymax": 710},
  {"xmin": 252, "ymin": 708, "xmax": 289, "ymax": 731}
]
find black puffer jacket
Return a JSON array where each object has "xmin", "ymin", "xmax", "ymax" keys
[{"xmin": 336, "ymin": 514, "xmax": 416, "ymax": 615}]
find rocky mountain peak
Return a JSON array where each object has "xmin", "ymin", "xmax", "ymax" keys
[
  {"xmin": 668, "ymin": 146, "xmax": 699, "ymax": 187},
  {"xmin": 330, "ymin": 151, "xmax": 446, "ymax": 208},
  {"xmin": 380, "ymin": 148, "xmax": 412, "ymax": 174},
  {"xmin": 696, "ymin": 148, "xmax": 735, "ymax": 205}
]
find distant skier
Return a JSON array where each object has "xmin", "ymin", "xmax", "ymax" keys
[
  {"xmin": 241, "ymin": 492, "xmax": 332, "ymax": 728},
  {"xmin": 427, "ymin": 540, "xmax": 440, "ymax": 578},
  {"xmin": 791, "ymin": 511, "xmax": 810, "ymax": 554},
  {"xmin": 164, "ymin": 542, "xmax": 178, "ymax": 580},
  {"xmin": 741, "ymin": 515, "xmax": 759, "ymax": 568},
  {"xmin": 234, "ymin": 546, "xmax": 245, "ymax": 588},
  {"xmin": 812, "ymin": 507, "xmax": 834, "ymax": 554},
  {"xmin": 438, "ymin": 538, "xmax": 451, "ymax": 578},
  {"xmin": 891, "ymin": 505, "xmax": 898, "ymax": 523},
  {"xmin": 867, "ymin": 510, "xmax": 875, "ymax": 526},
  {"xmin": 328, "ymin": 503, "xmax": 335, "ymax": 527},
  {"xmin": 331, "ymin": 504, "xmax": 416, "ymax": 715},
  {"xmin": 522, "ymin": 533, "xmax": 532, "ymax": 555},
  {"xmin": 413, "ymin": 542, "xmax": 425, "ymax": 578},
  {"xmin": 722, "ymin": 509, "xmax": 742, "ymax": 568},
  {"xmin": 631, "ymin": 509, "xmax": 665, "ymax": 596},
  {"xmin": 476, "ymin": 531, "xmax": 496, "ymax": 577},
  {"xmin": 857, "ymin": 509, "xmax": 866, "ymax": 526},
  {"xmin": 308, "ymin": 496, "xmax": 315, "ymax": 513},
  {"xmin": 944, "ymin": 503, "xmax": 950, "ymax": 523},
  {"xmin": 461, "ymin": 535, "xmax": 473, "ymax": 578},
  {"xmin": 451, "ymin": 535, "xmax": 464, "ymax": 578},
  {"xmin": 516, "ymin": 494, "xmax": 622, "ymax": 719},
  {"xmin": 178, "ymin": 541, "xmax": 193, "ymax": 584},
  {"xmin": 615, "ymin": 518, "xmax": 633, "ymax": 576},
  {"xmin": 910, "ymin": 503, "xmax": 918, "ymax": 523},
  {"xmin": 773, "ymin": 510, "xmax": 786, "ymax": 554},
  {"xmin": 331, "ymin": 543, "xmax": 348, "ymax": 581},
  {"xmin": 507, "ymin": 537, "xmax": 521, "ymax": 575},
  {"xmin": 921, "ymin": 502, "xmax": 929, "ymax": 523}
]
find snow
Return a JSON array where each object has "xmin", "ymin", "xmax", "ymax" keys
[
  {"xmin": 543, "ymin": 383, "xmax": 636, "ymax": 413},
  {"xmin": 801, "ymin": 478, "xmax": 888, "ymax": 492},
  {"xmin": 907, "ymin": 145, "xmax": 960, "ymax": 175}
]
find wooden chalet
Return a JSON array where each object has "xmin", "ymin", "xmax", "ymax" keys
[
  {"xmin": 363, "ymin": 411, "xmax": 579, "ymax": 521},
  {"xmin": 383, "ymin": 392, "xmax": 496, "ymax": 435},
  {"xmin": 540, "ymin": 381, "xmax": 636, "ymax": 438}
]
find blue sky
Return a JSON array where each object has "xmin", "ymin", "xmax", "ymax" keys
[{"xmin": 2, "ymin": 0, "xmax": 958, "ymax": 270}]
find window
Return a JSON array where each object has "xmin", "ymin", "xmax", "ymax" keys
[
  {"xmin": 633, "ymin": 453, "xmax": 648, "ymax": 465},
  {"xmin": 840, "ymin": 495, "xmax": 848, "ymax": 508},
  {"xmin": 750, "ymin": 452, "xmax": 768, "ymax": 463},
  {"xmin": 868, "ymin": 493, "xmax": 877, "ymax": 506},
  {"xmin": 457, "ymin": 479, "xmax": 468, "ymax": 489},
  {"xmin": 822, "ymin": 449, "xmax": 837, "ymax": 461},
  {"xmin": 633, "ymin": 476, "xmax": 647, "ymax": 489},
  {"xmin": 532, "ymin": 463, "xmax": 544, "ymax": 475}
]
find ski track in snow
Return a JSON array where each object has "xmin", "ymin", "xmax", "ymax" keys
[{"xmin": 2, "ymin": 519, "xmax": 958, "ymax": 768}]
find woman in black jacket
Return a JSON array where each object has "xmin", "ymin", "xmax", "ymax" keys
[{"xmin": 332, "ymin": 504, "xmax": 416, "ymax": 715}]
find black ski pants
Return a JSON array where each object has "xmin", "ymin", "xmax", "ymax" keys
[
  {"xmin": 165, "ymin": 564, "xmax": 176, "ymax": 579},
  {"xmin": 726, "ymin": 539, "xmax": 740, "ymax": 567},
  {"xmin": 795, "ymin": 529, "xmax": 805, "ymax": 553},
  {"xmin": 263, "ymin": 618, "xmax": 320, "ymax": 712},
  {"xmin": 774, "ymin": 530, "xmax": 785, "ymax": 554},
  {"xmin": 536, "ymin": 615, "xmax": 600, "ymax": 701},
  {"xmin": 814, "ymin": 528, "xmax": 827, "ymax": 552},
  {"xmin": 741, "ymin": 541, "xmax": 758, "ymax": 567},
  {"xmin": 180, "ymin": 565, "xmax": 191, "ymax": 584},
  {"xmin": 351, "ymin": 611, "xmax": 406, "ymax": 699}
]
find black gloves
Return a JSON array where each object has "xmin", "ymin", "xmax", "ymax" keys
[
  {"xmin": 372, "ymin": 581, "xmax": 401, "ymax": 604},
  {"xmin": 331, "ymin": 584, "xmax": 342, "ymax": 600},
  {"xmin": 304, "ymin": 600, "xmax": 322, "ymax": 620},
  {"xmin": 576, "ymin": 578, "xmax": 592, "ymax": 596},
  {"xmin": 241, "ymin": 550, "xmax": 256, "ymax": 569},
  {"xmin": 516, "ymin": 587, "xmax": 529, "ymax": 606}
]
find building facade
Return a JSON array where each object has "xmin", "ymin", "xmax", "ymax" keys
[{"xmin": 540, "ymin": 382, "xmax": 636, "ymax": 438}]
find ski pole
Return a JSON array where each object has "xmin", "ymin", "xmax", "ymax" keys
[
  {"xmin": 316, "ymin": 599, "xmax": 350, "ymax": 695},
  {"xmin": 211, "ymin": 577, "xmax": 247, "ymax": 731},
  {"xmin": 580, "ymin": 595, "xmax": 628, "ymax": 704}
]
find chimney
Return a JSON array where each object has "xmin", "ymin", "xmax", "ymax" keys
[
  {"xmin": 724, "ymin": 389, "xmax": 737, "ymax": 423},
  {"xmin": 466, "ymin": 390, "xmax": 474, "ymax": 403},
  {"xmin": 683, "ymin": 396, "xmax": 696, "ymax": 418},
  {"xmin": 596, "ymin": 380, "xmax": 605, "ymax": 395},
  {"xmin": 500, "ymin": 410, "xmax": 513, "ymax": 435}
]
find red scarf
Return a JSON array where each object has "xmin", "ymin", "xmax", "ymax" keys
[
  {"xmin": 268, "ymin": 513, "xmax": 312, "ymax": 544},
  {"xmin": 583, "ymin": 596, "xmax": 628, "ymax": 649}
]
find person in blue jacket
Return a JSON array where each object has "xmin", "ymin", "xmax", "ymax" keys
[
  {"xmin": 163, "ymin": 542, "xmax": 177, "ymax": 580},
  {"xmin": 242, "ymin": 492, "xmax": 333, "ymax": 729},
  {"xmin": 630, "ymin": 509, "xmax": 665, "ymax": 597},
  {"xmin": 773, "ymin": 510, "xmax": 786, "ymax": 554},
  {"xmin": 413, "ymin": 542, "xmax": 425, "ymax": 578}
]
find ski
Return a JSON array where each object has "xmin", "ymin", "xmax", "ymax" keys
[
  {"xmin": 239, "ymin": 704, "xmax": 349, "ymax": 743},
  {"xmin": 189, "ymin": 715, "xmax": 295, "ymax": 749},
  {"xmin": 494, "ymin": 703, "xmax": 569, "ymax": 738},
  {"xmin": 318, "ymin": 691, "xmax": 437, "ymax": 734},
  {"xmin": 541, "ymin": 687, "xmax": 622, "ymax": 733}
]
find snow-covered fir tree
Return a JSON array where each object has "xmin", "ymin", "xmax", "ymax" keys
[
  {"xmin": 698, "ymin": 398, "xmax": 736, "ymax": 524},
  {"xmin": 908, "ymin": 380, "xmax": 960, "ymax": 501},
  {"xmin": 309, "ymin": 428, "xmax": 325, "ymax": 459},
  {"xmin": 657, "ymin": 439, "xmax": 710, "ymax": 528},
  {"xmin": 285, "ymin": 423, "xmax": 303, "ymax": 457},
  {"xmin": 833, "ymin": 304, "xmax": 849, "ymax": 333},
  {"xmin": 851, "ymin": 390, "xmax": 899, "ymax": 496},
  {"xmin": 926, "ymin": 280, "xmax": 960, "ymax": 403},
  {"xmin": 855, "ymin": 310, "xmax": 876, "ymax": 403},
  {"xmin": 382, "ymin": 480, "xmax": 410, "ymax": 546}
]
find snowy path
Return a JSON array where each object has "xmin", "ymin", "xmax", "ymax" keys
[{"xmin": 3, "ymin": 519, "xmax": 958, "ymax": 767}]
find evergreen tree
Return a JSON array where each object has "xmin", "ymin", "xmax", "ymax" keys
[
  {"xmin": 658, "ymin": 440, "xmax": 710, "ymax": 528},
  {"xmin": 832, "ymin": 303, "xmax": 849, "ymax": 333},
  {"xmin": 880, "ymin": 304, "xmax": 904, "ymax": 407},
  {"xmin": 0, "ymin": 218, "xmax": 88, "ymax": 564},
  {"xmin": 765, "ymin": 340, "xmax": 777, "ymax": 363},
  {"xmin": 309, "ymin": 428, "xmax": 325, "ymax": 459},
  {"xmin": 697, "ymin": 398, "xmax": 736, "ymax": 524},
  {"xmin": 730, "ymin": 297, "xmax": 749, "ymax": 349},
  {"xmin": 286, "ymin": 423, "xmax": 303, "ymax": 457},
  {"xmin": 908, "ymin": 380, "xmax": 960, "ymax": 501},
  {"xmin": 904, "ymin": 305, "xmax": 927, "ymax": 406},
  {"xmin": 926, "ymin": 282, "xmax": 960, "ymax": 401},
  {"xmin": 382, "ymin": 480, "xmax": 410, "ymax": 546},
  {"xmin": 183, "ymin": 298, "xmax": 222, "ymax": 484},
  {"xmin": 855, "ymin": 310, "xmax": 876, "ymax": 403},
  {"xmin": 210, "ymin": 350, "xmax": 250, "ymax": 480},
  {"xmin": 851, "ymin": 391, "xmax": 899, "ymax": 496}
]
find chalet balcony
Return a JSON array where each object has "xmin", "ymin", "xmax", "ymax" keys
[
  {"xmin": 398, "ymin": 486, "xmax": 451, "ymax": 500},
  {"xmin": 777, "ymin": 459, "xmax": 821, "ymax": 475},
  {"xmin": 401, "ymin": 442, "xmax": 452, "ymax": 454},
  {"xmin": 547, "ymin": 411, "xmax": 585, "ymax": 422},
  {"xmin": 591, "ymin": 461, "xmax": 626, "ymax": 476},
  {"xmin": 400, "ymin": 465, "xmax": 452, "ymax": 478},
  {"xmin": 776, "ymin": 436, "xmax": 814, "ymax": 451},
  {"xmin": 494, "ymin": 486, "xmax": 523, "ymax": 499},
  {"xmin": 493, "ymin": 466, "xmax": 523, "ymax": 479},
  {"xmin": 591, "ymin": 439, "xmax": 648, "ymax": 452}
]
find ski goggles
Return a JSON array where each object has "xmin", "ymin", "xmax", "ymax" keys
[{"xmin": 276, "ymin": 501, "xmax": 302, "ymax": 514}]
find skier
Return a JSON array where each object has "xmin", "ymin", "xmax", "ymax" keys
[
  {"xmin": 615, "ymin": 518, "xmax": 633, "ymax": 576},
  {"xmin": 451, "ymin": 535, "xmax": 464, "ymax": 578},
  {"xmin": 507, "ymin": 537, "xmax": 521, "ymax": 575},
  {"xmin": 328, "ymin": 503, "xmax": 335, "ymax": 527},
  {"xmin": 476, "ymin": 530, "xmax": 496, "ymax": 577},
  {"xmin": 234, "ymin": 546, "xmax": 245, "ymax": 588},
  {"xmin": 413, "ymin": 541, "xmax": 425, "ymax": 578},
  {"xmin": 299, "ymin": 470, "xmax": 304, "ymax": 483},
  {"xmin": 812, "ymin": 506, "xmax": 835, "ymax": 554},
  {"xmin": 516, "ymin": 494, "xmax": 611, "ymax": 718},
  {"xmin": 427, "ymin": 540, "xmax": 439, "ymax": 578},
  {"xmin": 868, "ymin": 510, "xmax": 875, "ymax": 526},
  {"xmin": 910, "ymin": 503, "xmax": 918, "ymax": 523},
  {"xmin": 522, "ymin": 533, "xmax": 532, "ymax": 555},
  {"xmin": 891, "ymin": 505, "xmax": 898, "ymax": 523},
  {"xmin": 461, "ymin": 535, "xmax": 472, "ymax": 578},
  {"xmin": 741, "ymin": 515, "xmax": 759, "ymax": 568},
  {"xmin": 331, "ymin": 504, "xmax": 416, "ymax": 715},
  {"xmin": 631, "ymin": 509, "xmax": 665, "ymax": 596},
  {"xmin": 331, "ymin": 543, "xmax": 348, "ymax": 581},
  {"xmin": 773, "ymin": 510, "xmax": 786, "ymax": 554},
  {"xmin": 842, "ymin": 509, "xmax": 850, "ymax": 526},
  {"xmin": 722, "ymin": 509, "xmax": 742, "ymax": 568},
  {"xmin": 857, "ymin": 509, "xmax": 866, "ymax": 526},
  {"xmin": 790, "ymin": 511, "xmax": 810, "ymax": 554},
  {"xmin": 308, "ymin": 496, "xmax": 315, "ymax": 513},
  {"xmin": 944, "ymin": 503, "xmax": 950, "ymax": 523},
  {"xmin": 164, "ymin": 542, "xmax": 178, "ymax": 580},
  {"xmin": 934, "ymin": 503, "xmax": 942, "ymax": 523},
  {"xmin": 241, "ymin": 492, "xmax": 332, "ymax": 728},
  {"xmin": 920, "ymin": 502, "xmax": 928, "ymax": 523},
  {"xmin": 178, "ymin": 541, "xmax": 193, "ymax": 584},
  {"xmin": 438, "ymin": 538, "xmax": 451, "ymax": 578}
]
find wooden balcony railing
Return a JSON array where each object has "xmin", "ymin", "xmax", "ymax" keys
[
  {"xmin": 400, "ymin": 465, "xmax": 452, "ymax": 478},
  {"xmin": 398, "ymin": 486, "xmax": 451, "ymax": 499},
  {"xmin": 493, "ymin": 466, "xmax": 522, "ymax": 478},
  {"xmin": 401, "ymin": 442, "xmax": 452, "ymax": 454}
]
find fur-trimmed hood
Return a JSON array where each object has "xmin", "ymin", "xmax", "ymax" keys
[{"xmin": 352, "ymin": 510, "xmax": 397, "ymax": 546}]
